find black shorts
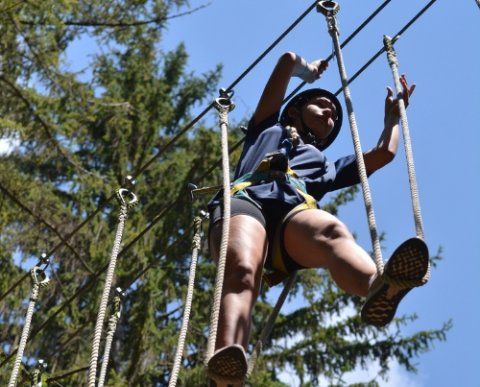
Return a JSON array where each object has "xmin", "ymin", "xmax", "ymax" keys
[{"xmin": 209, "ymin": 197, "xmax": 306, "ymax": 273}]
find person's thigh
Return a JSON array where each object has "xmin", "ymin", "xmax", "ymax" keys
[
  {"xmin": 209, "ymin": 198, "xmax": 269, "ymax": 274},
  {"xmin": 283, "ymin": 208, "xmax": 352, "ymax": 268}
]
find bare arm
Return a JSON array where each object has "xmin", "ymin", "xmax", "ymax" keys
[
  {"xmin": 252, "ymin": 52, "xmax": 328, "ymax": 126},
  {"xmin": 364, "ymin": 75, "xmax": 416, "ymax": 174}
]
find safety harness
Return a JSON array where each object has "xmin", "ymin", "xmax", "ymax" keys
[{"xmin": 229, "ymin": 139, "xmax": 318, "ymax": 287}]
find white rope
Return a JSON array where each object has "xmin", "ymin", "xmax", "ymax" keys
[
  {"xmin": 97, "ymin": 289, "xmax": 123, "ymax": 387},
  {"xmin": 318, "ymin": 2, "xmax": 384, "ymax": 274},
  {"xmin": 8, "ymin": 267, "xmax": 49, "ymax": 387},
  {"xmin": 169, "ymin": 216, "xmax": 203, "ymax": 387},
  {"xmin": 383, "ymin": 35, "xmax": 425, "ymax": 240},
  {"xmin": 383, "ymin": 35, "xmax": 430, "ymax": 283},
  {"xmin": 205, "ymin": 92, "xmax": 235, "ymax": 362},
  {"xmin": 87, "ymin": 189, "xmax": 137, "ymax": 387}
]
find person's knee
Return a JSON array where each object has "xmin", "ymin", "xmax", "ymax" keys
[
  {"xmin": 319, "ymin": 217, "xmax": 353, "ymax": 244},
  {"xmin": 224, "ymin": 256, "xmax": 260, "ymax": 293}
]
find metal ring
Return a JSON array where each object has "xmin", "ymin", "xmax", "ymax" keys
[
  {"xmin": 214, "ymin": 97, "xmax": 235, "ymax": 112},
  {"xmin": 317, "ymin": 1, "xmax": 340, "ymax": 16},
  {"xmin": 116, "ymin": 188, "xmax": 138, "ymax": 207},
  {"xmin": 214, "ymin": 88, "xmax": 236, "ymax": 112},
  {"xmin": 30, "ymin": 266, "xmax": 50, "ymax": 287}
]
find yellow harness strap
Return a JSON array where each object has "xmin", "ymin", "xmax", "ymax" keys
[
  {"xmin": 230, "ymin": 157, "xmax": 318, "ymax": 287},
  {"xmin": 263, "ymin": 190, "xmax": 317, "ymax": 287}
]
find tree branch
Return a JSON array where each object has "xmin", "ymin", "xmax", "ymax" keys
[{"xmin": 15, "ymin": 3, "xmax": 211, "ymax": 28}]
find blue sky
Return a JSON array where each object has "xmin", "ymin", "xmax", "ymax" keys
[
  {"xmin": 44, "ymin": 0, "xmax": 479, "ymax": 385},
  {"xmin": 157, "ymin": 1, "xmax": 480, "ymax": 386}
]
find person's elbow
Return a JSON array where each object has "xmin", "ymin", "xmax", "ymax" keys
[
  {"xmin": 280, "ymin": 51, "xmax": 297, "ymax": 65},
  {"xmin": 365, "ymin": 147, "xmax": 396, "ymax": 175}
]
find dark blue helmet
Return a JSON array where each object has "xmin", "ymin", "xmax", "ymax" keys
[{"xmin": 280, "ymin": 88, "xmax": 343, "ymax": 151}]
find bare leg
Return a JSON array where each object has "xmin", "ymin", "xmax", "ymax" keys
[
  {"xmin": 283, "ymin": 209, "xmax": 376, "ymax": 296},
  {"xmin": 209, "ymin": 215, "xmax": 268, "ymax": 350}
]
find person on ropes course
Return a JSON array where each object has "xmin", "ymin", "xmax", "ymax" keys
[{"xmin": 206, "ymin": 51, "xmax": 429, "ymax": 386}]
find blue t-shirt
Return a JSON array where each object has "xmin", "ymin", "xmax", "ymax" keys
[{"xmin": 231, "ymin": 113, "xmax": 360, "ymax": 207}]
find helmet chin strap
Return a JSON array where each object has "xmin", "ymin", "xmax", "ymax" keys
[{"xmin": 299, "ymin": 112, "xmax": 322, "ymax": 148}]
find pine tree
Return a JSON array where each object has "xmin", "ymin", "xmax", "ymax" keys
[{"xmin": 0, "ymin": 1, "xmax": 449, "ymax": 386}]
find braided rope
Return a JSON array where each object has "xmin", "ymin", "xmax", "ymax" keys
[
  {"xmin": 8, "ymin": 267, "xmax": 49, "ymax": 387},
  {"xmin": 97, "ymin": 290, "xmax": 123, "ymax": 387},
  {"xmin": 383, "ymin": 36, "xmax": 430, "ymax": 283},
  {"xmin": 87, "ymin": 189, "xmax": 137, "ymax": 387},
  {"xmin": 320, "ymin": 4, "xmax": 384, "ymax": 274},
  {"xmin": 169, "ymin": 216, "xmax": 203, "ymax": 387},
  {"xmin": 384, "ymin": 36, "xmax": 424, "ymax": 240},
  {"xmin": 206, "ymin": 94, "xmax": 235, "ymax": 362}
]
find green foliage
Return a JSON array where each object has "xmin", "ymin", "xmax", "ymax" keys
[{"xmin": 0, "ymin": 1, "xmax": 449, "ymax": 386}]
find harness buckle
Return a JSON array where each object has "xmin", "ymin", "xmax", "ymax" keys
[{"xmin": 264, "ymin": 151, "xmax": 289, "ymax": 173}]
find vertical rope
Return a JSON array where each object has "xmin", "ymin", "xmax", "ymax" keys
[
  {"xmin": 169, "ymin": 216, "xmax": 204, "ymax": 387},
  {"xmin": 205, "ymin": 91, "xmax": 235, "ymax": 362},
  {"xmin": 383, "ymin": 36, "xmax": 430, "ymax": 283},
  {"xmin": 97, "ymin": 289, "xmax": 123, "ymax": 387},
  {"xmin": 87, "ymin": 189, "xmax": 137, "ymax": 387},
  {"xmin": 8, "ymin": 267, "xmax": 50, "ymax": 387},
  {"xmin": 247, "ymin": 273, "xmax": 297, "ymax": 376},
  {"xmin": 318, "ymin": 1, "xmax": 384, "ymax": 274},
  {"xmin": 383, "ymin": 35, "xmax": 425, "ymax": 240}
]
